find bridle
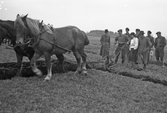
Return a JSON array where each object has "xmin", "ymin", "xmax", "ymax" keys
[{"xmin": 15, "ymin": 19, "xmax": 49, "ymax": 47}]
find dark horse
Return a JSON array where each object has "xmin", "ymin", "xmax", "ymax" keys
[
  {"xmin": 0, "ymin": 19, "xmax": 65, "ymax": 77},
  {"xmin": 0, "ymin": 26, "xmax": 7, "ymax": 45},
  {"xmin": 0, "ymin": 19, "xmax": 35, "ymax": 76},
  {"xmin": 15, "ymin": 14, "xmax": 89, "ymax": 81}
]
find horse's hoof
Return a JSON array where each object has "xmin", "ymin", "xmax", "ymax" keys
[
  {"xmin": 78, "ymin": 70, "xmax": 82, "ymax": 74},
  {"xmin": 36, "ymin": 70, "xmax": 43, "ymax": 77},
  {"xmin": 74, "ymin": 71, "xmax": 77, "ymax": 76},
  {"xmin": 82, "ymin": 70, "xmax": 87, "ymax": 76},
  {"xmin": 44, "ymin": 76, "xmax": 51, "ymax": 81}
]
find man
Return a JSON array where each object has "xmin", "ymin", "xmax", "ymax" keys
[
  {"xmin": 129, "ymin": 32, "xmax": 139, "ymax": 69},
  {"xmin": 146, "ymin": 30, "xmax": 154, "ymax": 63},
  {"xmin": 100, "ymin": 29, "xmax": 110, "ymax": 69},
  {"xmin": 154, "ymin": 32, "xmax": 166, "ymax": 67},
  {"xmin": 134, "ymin": 28, "xmax": 140, "ymax": 65},
  {"xmin": 100, "ymin": 29, "xmax": 110, "ymax": 58},
  {"xmin": 125, "ymin": 28, "xmax": 130, "ymax": 39},
  {"xmin": 114, "ymin": 29, "xmax": 128, "ymax": 64},
  {"xmin": 138, "ymin": 31, "xmax": 152, "ymax": 70},
  {"xmin": 135, "ymin": 29, "xmax": 141, "ymax": 38},
  {"xmin": 125, "ymin": 27, "xmax": 131, "ymax": 62}
]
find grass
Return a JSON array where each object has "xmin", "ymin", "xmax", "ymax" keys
[{"xmin": 1, "ymin": 71, "xmax": 167, "ymax": 113}]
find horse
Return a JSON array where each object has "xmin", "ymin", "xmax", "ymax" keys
[
  {"xmin": 0, "ymin": 20, "xmax": 35, "ymax": 76},
  {"xmin": 0, "ymin": 26, "xmax": 7, "ymax": 45},
  {"xmin": 0, "ymin": 19, "xmax": 65, "ymax": 77},
  {"xmin": 15, "ymin": 14, "xmax": 90, "ymax": 81}
]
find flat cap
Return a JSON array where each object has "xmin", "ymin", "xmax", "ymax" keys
[
  {"xmin": 117, "ymin": 29, "xmax": 122, "ymax": 32},
  {"xmin": 140, "ymin": 31, "xmax": 145, "ymax": 35},
  {"xmin": 136, "ymin": 29, "xmax": 140, "ymax": 32},
  {"xmin": 105, "ymin": 29, "xmax": 108, "ymax": 33},
  {"xmin": 130, "ymin": 32, "xmax": 136, "ymax": 36},
  {"xmin": 147, "ymin": 30, "xmax": 152, "ymax": 34},
  {"xmin": 125, "ymin": 27, "xmax": 129, "ymax": 31},
  {"xmin": 156, "ymin": 31, "xmax": 161, "ymax": 34}
]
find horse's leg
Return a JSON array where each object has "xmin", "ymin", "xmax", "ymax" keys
[
  {"xmin": 79, "ymin": 50, "xmax": 87, "ymax": 75},
  {"xmin": 73, "ymin": 51, "xmax": 82, "ymax": 75},
  {"xmin": 31, "ymin": 52, "xmax": 42, "ymax": 76},
  {"xmin": 15, "ymin": 53, "xmax": 23, "ymax": 76},
  {"xmin": 56, "ymin": 54, "xmax": 65, "ymax": 72},
  {"xmin": 44, "ymin": 53, "xmax": 52, "ymax": 81}
]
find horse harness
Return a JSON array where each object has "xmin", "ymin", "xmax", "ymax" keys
[
  {"xmin": 33, "ymin": 27, "xmax": 71, "ymax": 53},
  {"xmin": 20, "ymin": 20, "xmax": 72, "ymax": 53}
]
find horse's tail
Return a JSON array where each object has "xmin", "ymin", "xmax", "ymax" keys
[{"xmin": 83, "ymin": 32, "xmax": 90, "ymax": 46}]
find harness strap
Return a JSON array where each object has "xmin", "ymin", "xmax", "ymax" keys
[{"xmin": 30, "ymin": 28, "xmax": 71, "ymax": 52}]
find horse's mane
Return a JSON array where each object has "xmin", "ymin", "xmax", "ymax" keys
[
  {"xmin": 26, "ymin": 18, "xmax": 41, "ymax": 35},
  {"xmin": 15, "ymin": 15, "xmax": 41, "ymax": 36}
]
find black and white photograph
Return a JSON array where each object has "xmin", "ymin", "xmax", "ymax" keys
[{"xmin": 0, "ymin": 0, "xmax": 167, "ymax": 112}]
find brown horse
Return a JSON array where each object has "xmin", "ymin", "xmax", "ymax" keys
[{"xmin": 14, "ymin": 14, "xmax": 89, "ymax": 81}]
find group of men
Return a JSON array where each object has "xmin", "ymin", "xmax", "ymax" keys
[{"xmin": 100, "ymin": 28, "xmax": 166, "ymax": 70}]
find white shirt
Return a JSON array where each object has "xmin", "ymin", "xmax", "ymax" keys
[{"xmin": 129, "ymin": 37, "xmax": 138, "ymax": 50}]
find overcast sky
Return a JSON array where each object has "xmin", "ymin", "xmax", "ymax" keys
[{"xmin": 0, "ymin": 0, "xmax": 167, "ymax": 36}]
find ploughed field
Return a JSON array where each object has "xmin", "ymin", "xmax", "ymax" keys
[{"xmin": 0, "ymin": 36, "xmax": 167, "ymax": 113}]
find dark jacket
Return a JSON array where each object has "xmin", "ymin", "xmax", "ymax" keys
[{"xmin": 154, "ymin": 36, "xmax": 166, "ymax": 50}]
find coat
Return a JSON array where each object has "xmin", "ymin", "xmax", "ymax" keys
[
  {"xmin": 138, "ymin": 36, "xmax": 152, "ymax": 64},
  {"xmin": 146, "ymin": 35, "xmax": 154, "ymax": 48},
  {"xmin": 100, "ymin": 34, "xmax": 110, "ymax": 57},
  {"xmin": 154, "ymin": 36, "xmax": 166, "ymax": 50},
  {"xmin": 154, "ymin": 36, "xmax": 166, "ymax": 60}
]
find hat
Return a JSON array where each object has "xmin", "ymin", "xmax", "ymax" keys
[
  {"xmin": 140, "ymin": 31, "xmax": 145, "ymax": 35},
  {"xmin": 147, "ymin": 30, "xmax": 152, "ymax": 34},
  {"xmin": 125, "ymin": 27, "xmax": 129, "ymax": 31},
  {"xmin": 136, "ymin": 29, "xmax": 140, "ymax": 32},
  {"xmin": 130, "ymin": 32, "xmax": 136, "ymax": 36},
  {"xmin": 156, "ymin": 31, "xmax": 161, "ymax": 34},
  {"xmin": 105, "ymin": 29, "xmax": 108, "ymax": 33},
  {"xmin": 117, "ymin": 29, "xmax": 122, "ymax": 32}
]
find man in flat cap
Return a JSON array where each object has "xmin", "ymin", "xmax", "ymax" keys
[
  {"xmin": 100, "ymin": 29, "xmax": 110, "ymax": 58},
  {"xmin": 146, "ymin": 30, "xmax": 154, "ymax": 63},
  {"xmin": 124, "ymin": 27, "xmax": 131, "ymax": 62},
  {"xmin": 135, "ymin": 29, "xmax": 141, "ymax": 38},
  {"xmin": 138, "ymin": 31, "xmax": 152, "ymax": 70},
  {"xmin": 114, "ymin": 29, "xmax": 129, "ymax": 64},
  {"xmin": 154, "ymin": 32, "xmax": 166, "ymax": 67},
  {"xmin": 133, "ymin": 28, "xmax": 141, "ymax": 65},
  {"xmin": 100, "ymin": 29, "xmax": 111, "ymax": 69}
]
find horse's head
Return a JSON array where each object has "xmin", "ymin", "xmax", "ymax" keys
[
  {"xmin": 14, "ymin": 14, "xmax": 29, "ymax": 45},
  {"xmin": 14, "ymin": 14, "xmax": 41, "ymax": 45}
]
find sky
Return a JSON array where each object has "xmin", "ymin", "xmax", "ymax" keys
[{"xmin": 0, "ymin": 0, "xmax": 167, "ymax": 37}]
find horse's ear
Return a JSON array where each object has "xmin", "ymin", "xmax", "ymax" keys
[
  {"xmin": 22, "ymin": 14, "xmax": 28, "ymax": 21},
  {"xmin": 39, "ymin": 20, "xmax": 43, "ymax": 28},
  {"xmin": 41, "ymin": 20, "xmax": 43, "ymax": 25},
  {"xmin": 17, "ymin": 14, "xmax": 20, "ymax": 18}
]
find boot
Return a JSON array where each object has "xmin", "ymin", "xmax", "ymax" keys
[
  {"xmin": 161, "ymin": 61, "xmax": 165, "ymax": 67},
  {"xmin": 131, "ymin": 62, "xmax": 135, "ymax": 69},
  {"xmin": 143, "ymin": 64, "xmax": 146, "ymax": 70},
  {"xmin": 156, "ymin": 60, "xmax": 160, "ymax": 65},
  {"xmin": 122, "ymin": 60, "xmax": 125, "ymax": 64}
]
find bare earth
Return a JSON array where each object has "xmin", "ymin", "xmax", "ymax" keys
[{"xmin": 0, "ymin": 36, "xmax": 167, "ymax": 113}]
